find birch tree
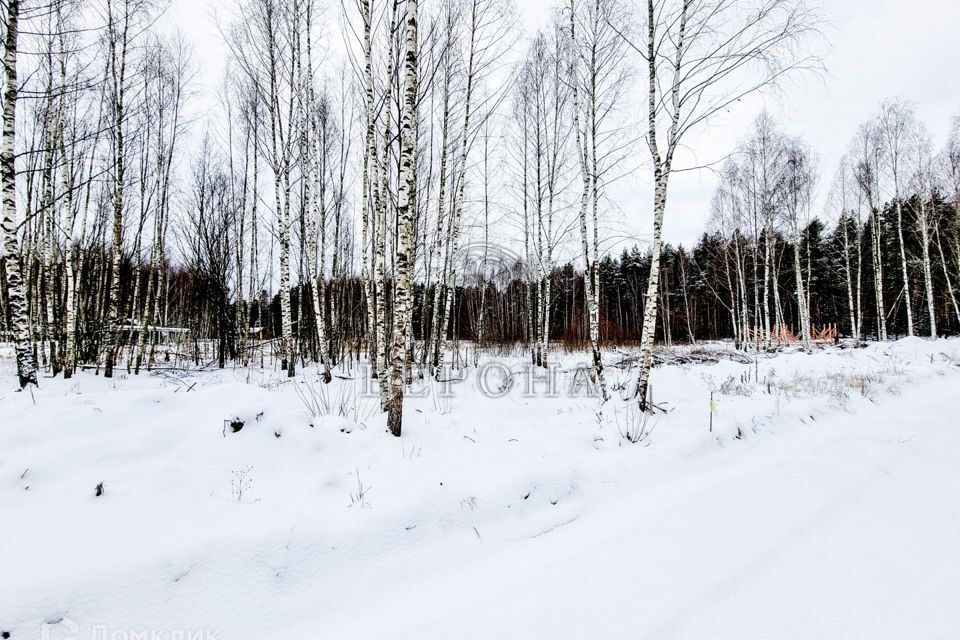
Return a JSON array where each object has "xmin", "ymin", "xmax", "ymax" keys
[
  {"xmin": 356, "ymin": 0, "xmax": 378, "ymax": 374},
  {"xmin": 624, "ymin": 0, "xmax": 822, "ymax": 408},
  {"xmin": 432, "ymin": 0, "xmax": 482, "ymax": 375},
  {"xmin": 227, "ymin": 0, "xmax": 303, "ymax": 376},
  {"xmin": 782, "ymin": 136, "xmax": 815, "ymax": 345},
  {"xmin": 744, "ymin": 112, "xmax": 787, "ymax": 345},
  {"xmin": 514, "ymin": 24, "xmax": 571, "ymax": 370},
  {"xmin": 427, "ymin": 0, "xmax": 514, "ymax": 376},
  {"xmin": 1, "ymin": 0, "xmax": 37, "ymax": 387},
  {"xmin": 877, "ymin": 98, "xmax": 916, "ymax": 337},
  {"xmin": 386, "ymin": 0, "xmax": 419, "ymax": 437},
  {"xmin": 708, "ymin": 171, "xmax": 749, "ymax": 345},
  {"xmin": 937, "ymin": 116, "xmax": 960, "ymax": 327},
  {"xmin": 134, "ymin": 36, "xmax": 189, "ymax": 374},
  {"xmin": 424, "ymin": 0, "xmax": 457, "ymax": 372},
  {"xmin": 103, "ymin": 0, "xmax": 132, "ymax": 377},
  {"xmin": 851, "ymin": 121, "xmax": 888, "ymax": 341},
  {"xmin": 909, "ymin": 125, "xmax": 936, "ymax": 337},
  {"xmin": 829, "ymin": 156, "xmax": 863, "ymax": 343},
  {"xmin": 568, "ymin": 0, "xmax": 627, "ymax": 399}
]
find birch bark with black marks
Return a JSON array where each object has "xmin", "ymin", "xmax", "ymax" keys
[
  {"xmin": 568, "ymin": 0, "xmax": 607, "ymax": 399},
  {"xmin": 832, "ymin": 158, "xmax": 862, "ymax": 343},
  {"xmin": 426, "ymin": 3, "xmax": 454, "ymax": 372},
  {"xmin": 374, "ymin": 0, "xmax": 398, "ymax": 406},
  {"xmin": 625, "ymin": 0, "xmax": 822, "ymax": 407},
  {"xmin": 938, "ymin": 120, "xmax": 960, "ymax": 326},
  {"xmin": 358, "ymin": 0, "xmax": 377, "ymax": 374},
  {"xmin": 436, "ymin": 0, "xmax": 480, "ymax": 377},
  {"xmin": 783, "ymin": 138, "xmax": 814, "ymax": 345},
  {"xmin": 387, "ymin": 0, "xmax": 418, "ymax": 437},
  {"xmin": 104, "ymin": 0, "xmax": 135, "ymax": 378},
  {"xmin": 852, "ymin": 122, "xmax": 887, "ymax": 341},
  {"xmin": 909, "ymin": 128, "xmax": 936, "ymax": 337},
  {"xmin": 878, "ymin": 99, "xmax": 915, "ymax": 337},
  {"xmin": 1, "ymin": 0, "xmax": 37, "ymax": 387},
  {"xmin": 135, "ymin": 40, "xmax": 186, "ymax": 373}
]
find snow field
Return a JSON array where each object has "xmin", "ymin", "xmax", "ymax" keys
[{"xmin": 1, "ymin": 337, "xmax": 957, "ymax": 639}]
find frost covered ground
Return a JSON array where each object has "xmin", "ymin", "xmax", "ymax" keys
[{"xmin": 2, "ymin": 338, "xmax": 959, "ymax": 639}]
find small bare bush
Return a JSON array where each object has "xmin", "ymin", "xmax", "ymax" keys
[
  {"xmin": 612, "ymin": 403, "xmax": 657, "ymax": 445},
  {"xmin": 230, "ymin": 466, "xmax": 254, "ymax": 503},
  {"xmin": 294, "ymin": 374, "xmax": 377, "ymax": 426},
  {"xmin": 718, "ymin": 374, "xmax": 754, "ymax": 397}
]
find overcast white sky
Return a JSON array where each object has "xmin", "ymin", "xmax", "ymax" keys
[{"xmin": 168, "ymin": 0, "xmax": 960, "ymax": 248}]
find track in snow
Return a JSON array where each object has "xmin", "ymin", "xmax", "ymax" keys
[{"xmin": 317, "ymin": 375, "xmax": 960, "ymax": 639}]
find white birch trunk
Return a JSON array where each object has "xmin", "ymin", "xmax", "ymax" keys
[
  {"xmin": 934, "ymin": 227, "xmax": 960, "ymax": 327},
  {"xmin": 894, "ymin": 197, "xmax": 913, "ymax": 336},
  {"xmin": 841, "ymin": 215, "xmax": 860, "ymax": 343},
  {"xmin": 435, "ymin": 0, "xmax": 479, "ymax": 377},
  {"xmin": 917, "ymin": 198, "xmax": 936, "ymax": 337},
  {"xmin": 569, "ymin": 0, "xmax": 607, "ymax": 399},
  {"xmin": 1, "ymin": 0, "xmax": 37, "ymax": 388},
  {"xmin": 359, "ymin": 0, "xmax": 377, "ymax": 374},
  {"xmin": 633, "ymin": 0, "xmax": 688, "ymax": 408},
  {"xmin": 793, "ymin": 242, "xmax": 810, "ymax": 345},
  {"xmin": 104, "ymin": 1, "xmax": 130, "ymax": 378},
  {"xmin": 871, "ymin": 205, "xmax": 887, "ymax": 340},
  {"xmin": 387, "ymin": 0, "xmax": 418, "ymax": 437}
]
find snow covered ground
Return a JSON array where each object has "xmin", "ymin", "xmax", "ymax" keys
[{"xmin": 1, "ymin": 339, "xmax": 958, "ymax": 639}]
